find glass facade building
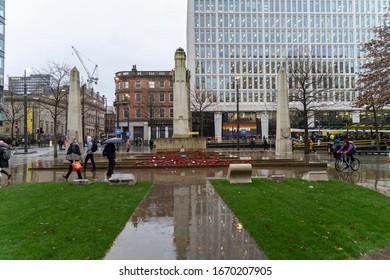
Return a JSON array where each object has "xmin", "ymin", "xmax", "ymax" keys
[
  {"xmin": 0, "ymin": 0, "xmax": 4, "ymax": 127},
  {"xmin": 187, "ymin": 0, "xmax": 389, "ymax": 139}
]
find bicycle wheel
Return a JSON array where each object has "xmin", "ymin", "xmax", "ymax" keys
[
  {"xmin": 350, "ymin": 158, "xmax": 360, "ymax": 171},
  {"xmin": 335, "ymin": 159, "xmax": 347, "ymax": 172}
]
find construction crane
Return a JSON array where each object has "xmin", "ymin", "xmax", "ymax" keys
[{"xmin": 71, "ymin": 46, "xmax": 99, "ymax": 88}]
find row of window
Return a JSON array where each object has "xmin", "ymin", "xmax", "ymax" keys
[
  {"xmin": 116, "ymin": 80, "xmax": 174, "ymax": 90},
  {"xmin": 195, "ymin": 28, "xmax": 373, "ymax": 44},
  {"xmin": 195, "ymin": 13, "xmax": 381, "ymax": 29},
  {"xmin": 194, "ymin": 0, "xmax": 383, "ymax": 14},
  {"xmin": 195, "ymin": 74, "xmax": 357, "ymax": 90},
  {"xmin": 217, "ymin": 89, "xmax": 358, "ymax": 103},
  {"xmin": 195, "ymin": 44, "xmax": 362, "ymax": 60},
  {"xmin": 195, "ymin": 57, "xmax": 359, "ymax": 75},
  {"xmin": 132, "ymin": 108, "xmax": 174, "ymax": 119},
  {"xmin": 120, "ymin": 93, "xmax": 174, "ymax": 103}
]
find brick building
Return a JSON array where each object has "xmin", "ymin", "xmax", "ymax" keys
[{"xmin": 114, "ymin": 65, "xmax": 174, "ymax": 143}]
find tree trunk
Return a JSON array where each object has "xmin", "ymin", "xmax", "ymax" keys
[
  {"xmin": 373, "ymin": 109, "xmax": 380, "ymax": 151},
  {"xmin": 200, "ymin": 112, "xmax": 204, "ymax": 137}
]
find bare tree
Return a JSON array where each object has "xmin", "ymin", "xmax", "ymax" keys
[
  {"xmin": 2, "ymin": 88, "xmax": 24, "ymax": 141},
  {"xmin": 34, "ymin": 61, "xmax": 70, "ymax": 158},
  {"xmin": 355, "ymin": 12, "xmax": 390, "ymax": 150},
  {"xmin": 190, "ymin": 88, "xmax": 218, "ymax": 137},
  {"xmin": 287, "ymin": 54, "xmax": 333, "ymax": 154}
]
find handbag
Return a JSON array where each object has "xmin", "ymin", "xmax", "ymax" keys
[{"xmin": 71, "ymin": 161, "xmax": 82, "ymax": 171}]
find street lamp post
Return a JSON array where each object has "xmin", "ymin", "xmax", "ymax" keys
[
  {"xmin": 33, "ymin": 97, "xmax": 41, "ymax": 147},
  {"xmin": 126, "ymin": 94, "xmax": 130, "ymax": 140},
  {"xmin": 236, "ymin": 77, "xmax": 240, "ymax": 151},
  {"xmin": 23, "ymin": 69, "xmax": 28, "ymax": 153}
]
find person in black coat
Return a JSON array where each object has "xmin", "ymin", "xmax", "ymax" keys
[
  {"xmin": 103, "ymin": 143, "xmax": 116, "ymax": 179},
  {"xmin": 0, "ymin": 139, "xmax": 12, "ymax": 180},
  {"xmin": 63, "ymin": 140, "xmax": 83, "ymax": 180}
]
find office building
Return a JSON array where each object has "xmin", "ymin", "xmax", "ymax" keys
[
  {"xmin": 187, "ymin": 0, "xmax": 389, "ymax": 140},
  {"xmin": 0, "ymin": 0, "xmax": 5, "ymax": 127}
]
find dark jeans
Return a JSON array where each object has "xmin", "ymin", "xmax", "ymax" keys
[
  {"xmin": 64, "ymin": 160, "xmax": 82, "ymax": 179},
  {"xmin": 84, "ymin": 154, "xmax": 96, "ymax": 170},
  {"xmin": 106, "ymin": 156, "xmax": 116, "ymax": 178}
]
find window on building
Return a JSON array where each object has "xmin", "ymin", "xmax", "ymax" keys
[
  {"xmin": 136, "ymin": 108, "xmax": 142, "ymax": 118},
  {"xmin": 148, "ymin": 81, "xmax": 155, "ymax": 88},
  {"xmin": 170, "ymin": 93, "xmax": 173, "ymax": 102},
  {"xmin": 135, "ymin": 81, "xmax": 141, "ymax": 88},
  {"xmin": 160, "ymin": 93, "xmax": 165, "ymax": 102},
  {"xmin": 123, "ymin": 81, "xmax": 129, "ymax": 89},
  {"xmin": 136, "ymin": 93, "xmax": 142, "ymax": 102},
  {"xmin": 159, "ymin": 81, "xmax": 165, "ymax": 88},
  {"xmin": 159, "ymin": 109, "xmax": 165, "ymax": 118},
  {"xmin": 170, "ymin": 108, "xmax": 174, "ymax": 118}
]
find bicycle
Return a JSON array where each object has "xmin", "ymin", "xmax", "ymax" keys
[{"xmin": 334, "ymin": 152, "xmax": 360, "ymax": 172}]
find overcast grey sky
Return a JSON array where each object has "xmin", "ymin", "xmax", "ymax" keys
[{"xmin": 5, "ymin": 0, "xmax": 187, "ymax": 103}]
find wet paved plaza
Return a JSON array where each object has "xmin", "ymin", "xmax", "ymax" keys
[{"xmin": 2, "ymin": 146, "xmax": 389, "ymax": 259}]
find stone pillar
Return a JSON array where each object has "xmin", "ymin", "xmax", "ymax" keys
[
  {"xmin": 214, "ymin": 112, "xmax": 222, "ymax": 143},
  {"xmin": 261, "ymin": 112, "xmax": 269, "ymax": 139},
  {"xmin": 275, "ymin": 68, "xmax": 292, "ymax": 157},
  {"xmin": 172, "ymin": 48, "xmax": 190, "ymax": 138},
  {"xmin": 67, "ymin": 67, "xmax": 83, "ymax": 152}
]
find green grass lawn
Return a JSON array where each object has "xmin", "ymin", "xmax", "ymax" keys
[
  {"xmin": 211, "ymin": 178, "xmax": 390, "ymax": 260},
  {"xmin": 0, "ymin": 182, "xmax": 152, "ymax": 260}
]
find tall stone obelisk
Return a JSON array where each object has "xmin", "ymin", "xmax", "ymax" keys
[
  {"xmin": 67, "ymin": 67, "xmax": 83, "ymax": 151},
  {"xmin": 172, "ymin": 47, "xmax": 190, "ymax": 138},
  {"xmin": 155, "ymin": 48, "xmax": 206, "ymax": 152},
  {"xmin": 275, "ymin": 68, "xmax": 292, "ymax": 157}
]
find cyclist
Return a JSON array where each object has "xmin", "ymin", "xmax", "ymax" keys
[{"xmin": 337, "ymin": 140, "xmax": 356, "ymax": 164}]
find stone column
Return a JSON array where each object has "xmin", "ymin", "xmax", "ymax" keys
[
  {"xmin": 261, "ymin": 112, "xmax": 269, "ymax": 139},
  {"xmin": 172, "ymin": 48, "xmax": 190, "ymax": 138},
  {"xmin": 67, "ymin": 67, "xmax": 83, "ymax": 152},
  {"xmin": 275, "ymin": 68, "xmax": 292, "ymax": 157},
  {"xmin": 214, "ymin": 112, "xmax": 222, "ymax": 142}
]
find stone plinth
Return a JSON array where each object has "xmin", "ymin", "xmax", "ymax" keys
[
  {"xmin": 72, "ymin": 179, "xmax": 90, "ymax": 185},
  {"xmin": 302, "ymin": 171, "xmax": 329, "ymax": 181},
  {"xmin": 109, "ymin": 174, "xmax": 137, "ymax": 186},
  {"xmin": 155, "ymin": 138, "xmax": 206, "ymax": 152},
  {"xmin": 227, "ymin": 163, "xmax": 252, "ymax": 184}
]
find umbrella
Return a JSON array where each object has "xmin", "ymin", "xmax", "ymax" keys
[{"xmin": 106, "ymin": 138, "xmax": 123, "ymax": 144}]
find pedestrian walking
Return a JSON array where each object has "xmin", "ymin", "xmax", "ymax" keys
[
  {"xmin": 126, "ymin": 138, "xmax": 131, "ymax": 152},
  {"xmin": 149, "ymin": 139, "xmax": 154, "ymax": 150},
  {"xmin": 63, "ymin": 140, "xmax": 83, "ymax": 180},
  {"xmin": 83, "ymin": 136, "xmax": 96, "ymax": 172},
  {"xmin": 0, "ymin": 139, "xmax": 12, "ymax": 180},
  {"xmin": 310, "ymin": 139, "xmax": 317, "ymax": 154},
  {"xmin": 103, "ymin": 142, "xmax": 116, "ymax": 179},
  {"xmin": 250, "ymin": 137, "xmax": 256, "ymax": 150},
  {"xmin": 263, "ymin": 136, "xmax": 268, "ymax": 150}
]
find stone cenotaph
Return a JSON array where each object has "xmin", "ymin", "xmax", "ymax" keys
[
  {"xmin": 156, "ymin": 48, "xmax": 206, "ymax": 152},
  {"xmin": 66, "ymin": 67, "xmax": 84, "ymax": 152},
  {"xmin": 275, "ymin": 67, "xmax": 292, "ymax": 158}
]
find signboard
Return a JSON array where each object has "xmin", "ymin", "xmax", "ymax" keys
[{"xmin": 115, "ymin": 128, "xmax": 121, "ymax": 135}]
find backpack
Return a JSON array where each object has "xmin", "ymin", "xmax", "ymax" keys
[
  {"xmin": 91, "ymin": 141, "xmax": 98, "ymax": 152},
  {"xmin": 67, "ymin": 143, "xmax": 81, "ymax": 155},
  {"xmin": 0, "ymin": 148, "xmax": 12, "ymax": 160}
]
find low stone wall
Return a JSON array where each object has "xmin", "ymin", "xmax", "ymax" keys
[{"xmin": 155, "ymin": 138, "xmax": 207, "ymax": 152}]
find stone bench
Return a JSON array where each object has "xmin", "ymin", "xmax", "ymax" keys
[
  {"xmin": 108, "ymin": 173, "xmax": 137, "ymax": 186},
  {"xmin": 302, "ymin": 170, "xmax": 329, "ymax": 182},
  {"xmin": 269, "ymin": 174, "xmax": 285, "ymax": 181},
  {"xmin": 72, "ymin": 179, "xmax": 90, "ymax": 185},
  {"xmin": 226, "ymin": 163, "xmax": 252, "ymax": 184}
]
